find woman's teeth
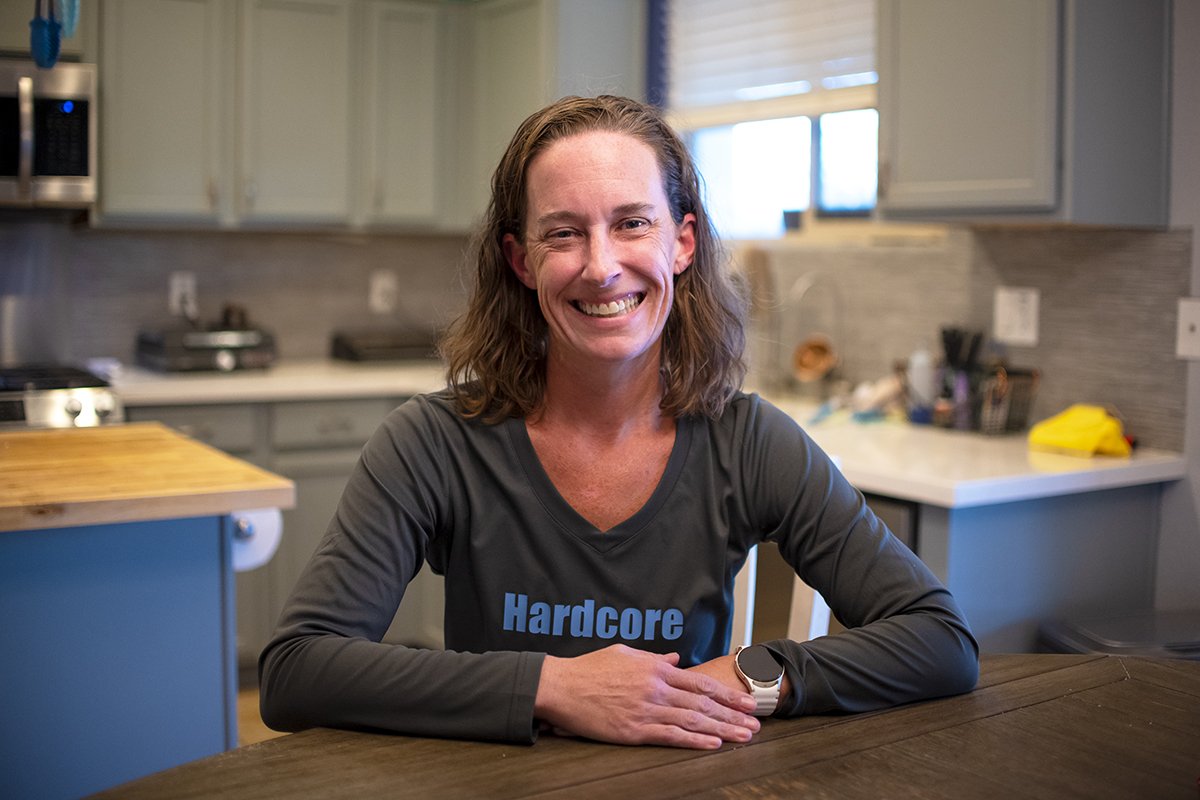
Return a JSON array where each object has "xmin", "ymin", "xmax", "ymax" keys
[{"xmin": 576, "ymin": 294, "xmax": 643, "ymax": 318}]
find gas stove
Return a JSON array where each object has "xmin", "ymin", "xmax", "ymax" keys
[{"xmin": 0, "ymin": 365, "xmax": 124, "ymax": 428}]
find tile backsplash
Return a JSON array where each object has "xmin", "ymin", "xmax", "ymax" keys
[
  {"xmin": 1, "ymin": 219, "xmax": 1191, "ymax": 450},
  {"xmin": 743, "ymin": 225, "xmax": 1190, "ymax": 450},
  {"xmin": 1, "ymin": 221, "xmax": 472, "ymax": 365}
]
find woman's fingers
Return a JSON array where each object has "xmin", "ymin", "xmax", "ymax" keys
[{"xmin": 533, "ymin": 644, "xmax": 761, "ymax": 749}]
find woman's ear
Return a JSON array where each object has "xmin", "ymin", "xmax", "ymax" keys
[
  {"xmin": 673, "ymin": 213, "xmax": 697, "ymax": 276},
  {"xmin": 503, "ymin": 234, "xmax": 536, "ymax": 289}
]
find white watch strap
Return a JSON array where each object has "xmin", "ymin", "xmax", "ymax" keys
[{"xmin": 748, "ymin": 681, "xmax": 780, "ymax": 716}]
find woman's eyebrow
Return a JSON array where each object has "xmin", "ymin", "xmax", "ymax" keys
[{"xmin": 534, "ymin": 203, "xmax": 657, "ymax": 229}]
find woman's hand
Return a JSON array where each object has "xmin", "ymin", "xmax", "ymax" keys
[{"xmin": 533, "ymin": 644, "xmax": 760, "ymax": 749}]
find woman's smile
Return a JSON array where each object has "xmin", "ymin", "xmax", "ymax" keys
[{"xmin": 574, "ymin": 292, "xmax": 646, "ymax": 319}]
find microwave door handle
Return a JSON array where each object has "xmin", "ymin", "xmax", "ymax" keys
[{"xmin": 17, "ymin": 76, "xmax": 33, "ymax": 199}]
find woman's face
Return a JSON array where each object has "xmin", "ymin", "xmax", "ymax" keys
[{"xmin": 503, "ymin": 131, "xmax": 695, "ymax": 374}]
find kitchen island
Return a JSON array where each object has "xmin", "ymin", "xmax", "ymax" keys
[
  {"xmin": 0, "ymin": 423, "xmax": 294, "ymax": 800},
  {"xmin": 111, "ymin": 361, "xmax": 1188, "ymax": 653},
  {"xmin": 766, "ymin": 397, "xmax": 1187, "ymax": 653}
]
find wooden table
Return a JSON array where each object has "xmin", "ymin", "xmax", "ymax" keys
[{"xmin": 98, "ymin": 654, "xmax": 1199, "ymax": 799}]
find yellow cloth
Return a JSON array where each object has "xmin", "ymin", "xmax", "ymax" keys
[{"xmin": 1027, "ymin": 404, "xmax": 1132, "ymax": 458}]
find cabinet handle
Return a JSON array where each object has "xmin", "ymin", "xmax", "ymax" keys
[
  {"xmin": 207, "ymin": 178, "xmax": 218, "ymax": 210},
  {"xmin": 316, "ymin": 417, "xmax": 354, "ymax": 436},
  {"xmin": 877, "ymin": 160, "xmax": 890, "ymax": 201},
  {"xmin": 244, "ymin": 179, "xmax": 257, "ymax": 209}
]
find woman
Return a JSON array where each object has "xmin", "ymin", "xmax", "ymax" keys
[{"xmin": 260, "ymin": 95, "xmax": 978, "ymax": 750}]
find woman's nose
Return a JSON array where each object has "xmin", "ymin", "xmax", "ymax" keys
[{"xmin": 581, "ymin": 232, "xmax": 621, "ymax": 286}]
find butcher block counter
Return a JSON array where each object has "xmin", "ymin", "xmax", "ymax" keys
[
  {"xmin": 0, "ymin": 421, "xmax": 295, "ymax": 532},
  {"xmin": 0, "ymin": 423, "xmax": 294, "ymax": 800}
]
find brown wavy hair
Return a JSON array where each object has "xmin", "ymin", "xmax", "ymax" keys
[{"xmin": 440, "ymin": 95, "xmax": 746, "ymax": 421}]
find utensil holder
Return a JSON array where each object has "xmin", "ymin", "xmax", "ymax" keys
[{"xmin": 980, "ymin": 367, "xmax": 1040, "ymax": 435}]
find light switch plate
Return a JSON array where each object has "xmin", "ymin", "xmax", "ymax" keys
[
  {"xmin": 1177, "ymin": 297, "xmax": 1200, "ymax": 359},
  {"xmin": 993, "ymin": 286, "xmax": 1040, "ymax": 347}
]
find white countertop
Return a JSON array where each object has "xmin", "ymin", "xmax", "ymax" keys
[
  {"xmin": 110, "ymin": 360, "xmax": 1188, "ymax": 509},
  {"xmin": 111, "ymin": 359, "xmax": 447, "ymax": 405},
  {"xmin": 767, "ymin": 397, "xmax": 1186, "ymax": 508}
]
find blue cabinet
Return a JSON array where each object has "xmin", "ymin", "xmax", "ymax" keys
[{"xmin": 0, "ymin": 515, "xmax": 237, "ymax": 799}]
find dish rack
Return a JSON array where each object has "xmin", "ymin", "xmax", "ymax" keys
[{"xmin": 979, "ymin": 367, "xmax": 1040, "ymax": 435}]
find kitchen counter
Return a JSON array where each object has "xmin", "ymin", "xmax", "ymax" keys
[
  {"xmin": 110, "ymin": 361, "xmax": 1187, "ymax": 510},
  {"xmin": 767, "ymin": 397, "xmax": 1187, "ymax": 508},
  {"xmin": 110, "ymin": 359, "xmax": 447, "ymax": 405},
  {"xmin": 0, "ymin": 421, "xmax": 295, "ymax": 532}
]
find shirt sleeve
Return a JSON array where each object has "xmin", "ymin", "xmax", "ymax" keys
[
  {"xmin": 738, "ymin": 398, "xmax": 979, "ymax": 716},
  {"xmin": 258, "ymin": 397, "xmax": 545, "ymax": 744}
]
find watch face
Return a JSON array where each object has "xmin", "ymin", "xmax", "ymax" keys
[{"xmin": 738, "ymin": 645, "xmax": 783, "ymax": 682}]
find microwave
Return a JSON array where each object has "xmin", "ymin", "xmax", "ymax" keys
[{"xmin": 0, "ymin": 60, "xmax": 96, "ymax": 207}]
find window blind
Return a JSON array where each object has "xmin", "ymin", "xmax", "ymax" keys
[{"xmin": 667, "ymin": 0, "xmax": 876, "ymax": 110}]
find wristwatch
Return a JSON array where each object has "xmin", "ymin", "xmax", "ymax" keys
[{"xmin": 733, "ymin": 644, "xmax": 784, "ymax": 716}]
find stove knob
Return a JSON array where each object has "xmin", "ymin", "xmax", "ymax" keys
[
  {"xmin": 215, "ymin": 349, "xmax": 236, "ymax": 372},
  {"xmin": 64, "ymin": 397, "xmax": 83, "ymax": 417},
  {"xmin": 95, "ymin": 394, "xmax": 115, "ymax": 419}
]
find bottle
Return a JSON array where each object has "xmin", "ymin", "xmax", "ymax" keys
[{"xmin": 907, "ymin": 345, "xmax": 937, "ymax": 424}]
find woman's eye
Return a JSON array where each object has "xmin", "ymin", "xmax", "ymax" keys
[
  {"xmin": 619, "ymin": 218, "xmax": 649, "ymax": 232},
  {"xmin": 547, "ymin": 229, "xmax": 576, "ymax": 240}
]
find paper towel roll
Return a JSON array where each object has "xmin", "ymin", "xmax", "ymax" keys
[{"xmin": 230, "ymin": 508, "xmax": 282, "ymax": 572}]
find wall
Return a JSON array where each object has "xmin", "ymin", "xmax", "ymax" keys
[
  {"xmin": 1, "ymin": 221, "xmax": 471, "ymax": 366},
  {"xmin": 1157, "ymin": 0, "xmax": 1200, "ymax": 612},
  {"xmin": 748, "ymin": 224, "xmax": 1190, "ymax": 452}
]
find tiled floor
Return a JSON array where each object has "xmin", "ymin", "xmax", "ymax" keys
[{"xmin": 237, "ymin": 689, "xmax": 286, "ymax": 747}]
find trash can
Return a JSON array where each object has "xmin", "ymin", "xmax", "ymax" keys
[{"xmin": 1037, "ymin": 610, "xmax": 1200, "ymax": 660}]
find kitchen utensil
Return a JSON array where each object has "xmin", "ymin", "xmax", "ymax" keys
[
  {"xmin": 792, "ymin": 334, "xmax": 837, "ymax": 382},
  {"xmin": 30, "ymin": 0, "xmax": 61, "ymax": 68},
  {"xmin": 56, "ymin": 0, "xmax": 79, "ymax": 39}
]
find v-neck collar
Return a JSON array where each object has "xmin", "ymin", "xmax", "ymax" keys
[{"xmin": 506, "ymin": 414, "xmax": 694, "ymax": 553}]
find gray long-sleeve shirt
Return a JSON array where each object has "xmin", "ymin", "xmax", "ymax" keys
[{"xmin": 259, "ymin": 391, "xmax": 978, "ymax": 743}]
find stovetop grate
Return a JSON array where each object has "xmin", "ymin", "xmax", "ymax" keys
[{"xmin": 0, "ymin": 365, "xmax": 110, "ymax": 392}]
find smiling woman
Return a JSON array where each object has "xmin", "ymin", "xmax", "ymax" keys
[{"xmin": 258, "ymin": 95, "xmax": 977, "ymax": 753}]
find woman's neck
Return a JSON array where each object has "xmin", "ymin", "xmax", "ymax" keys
[{"xmin": 534, "ymin": 347, "xmax": 669, "ymax": 438}]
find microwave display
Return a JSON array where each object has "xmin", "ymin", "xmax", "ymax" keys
[
  {"xmin": 34, "ymin": 98, "xmax": 89, "ymax": 176},
  {"xmin": 0, "ymin": 97, "xmax": 89, "ymax": 178}
]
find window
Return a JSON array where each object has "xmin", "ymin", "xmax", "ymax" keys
[{"xmin": 661, "ymin": 0, "xmax": 877, "ymax": 239}]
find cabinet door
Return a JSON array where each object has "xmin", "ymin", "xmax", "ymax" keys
[
  {"xmin": 239, "ymin": 0, "xmax": 352, "ymax": 223},
  {"xmin": 99, "ymin": 0, "xmax": 228, "ymax": 220},
  {"xmin": 360, "ymin": 1, "xmax": 440, "ymax": 226},
  {"xmin": 877, "ymin": 0, "xmax": 1059, "ymax": 212},
  {"xmin": 464, "ymin": 0, "xmax": 550, "ymax": 219}
]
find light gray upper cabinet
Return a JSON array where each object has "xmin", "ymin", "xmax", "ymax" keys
[
  {"xmin": 99, "ymin": 0, "xmax": 229, "ymax": 221},
  {"xmin": 877, "ymin": 0, "xmax": 1170, "ymax": 227},
  {"xmin": 98, "ymin": 0, "xmax": 439, "ymax": 229},
  {"xmin": 449, "ymin": 0, "xmax": 646, "ymax": 229},
  {"xmin": 359, "ymin": 1, "xmax": 441, "ymax": 227},
  {"xmin": 238, "ymin": 0, "xmax": 353, "ymax": 225},
  {"xmin": 96, "ymin": 0, "xmax": 642, "ymax": 232}
]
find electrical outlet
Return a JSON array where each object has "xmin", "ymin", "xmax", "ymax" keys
[
  {"xmin": 369, "ymin": 269, "xmax": 399, "ymax": 315},
  {"xmin": 993, "ymin": 286, "xmax": 1040, "ymax": 347},
  {"xmin": 1177, "ymin": 298, "xmax": 1200, "ymax": 360},
  {"xmin": 168, "ymin": 271, "xmax": 197, "ymax": 318}
]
